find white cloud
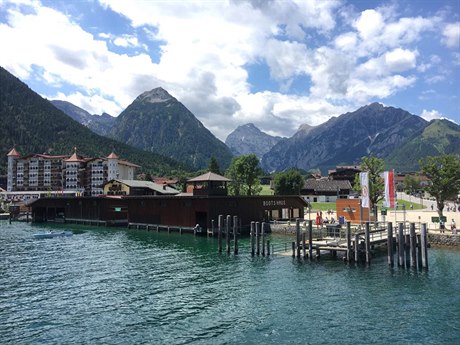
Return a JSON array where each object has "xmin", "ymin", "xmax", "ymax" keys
[
  {"xmin": 354, "ymin": 9, "xmax": 384, "ymax": 41},
  {"xmin": 0, "ymin": 0, "xmax": 458, "ymax": 142},
  {"xmin": 442, "ymin": 22, "xmax": 460, "ymax": 48},
  {"xmin": 420, "ymin": 109, "xmax": 443, "ymax": 121}
]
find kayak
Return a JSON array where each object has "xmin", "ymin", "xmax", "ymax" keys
[{"xmin": 33, "ymin": 231, "xmax": 73, "ymax": 239}]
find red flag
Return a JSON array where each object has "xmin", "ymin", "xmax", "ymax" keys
[{"xmin": 384, "ymin": 171, "xmax": 395, "ymax": 208}]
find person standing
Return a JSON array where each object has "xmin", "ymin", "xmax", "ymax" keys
[
  {"xmin": 440, "ymin": 220, "xmax": 445, "ymax": 233},
  {"xmin": 451, "ymin": 219, "xmax": 457, "ymax": 234}
]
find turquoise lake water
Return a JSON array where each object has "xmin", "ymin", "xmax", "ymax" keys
[{"xmin": 0, "ymin": 221, "xmax": 459, "ymax": 345}]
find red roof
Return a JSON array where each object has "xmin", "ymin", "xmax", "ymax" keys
[
  {"xmin": 107, "ymin": 152, "xmax": 119, "ymax": 159},
  {"xmin": 7, "ymin": 148, "xmax": 20, "ymax": 157},
  {"xmin": 65, "ymin": 152, "xmax": 85, "ymax": 162}
]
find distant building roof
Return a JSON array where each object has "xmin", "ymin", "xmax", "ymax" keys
[
  {"xmin": 118, "ymin": 159, "xmax": 141, "ymax": 168},
  {"xmin": 187, "ymin": 172, "xmax": 231, "ymax": 182},
  {"xmin": 7, "ymin": 148, "xmax": 20, "ymax": 157},
  {"xmin": 65, "ymin": 152, "xmax": 85, "ymax": 163},
  {"xmin": 302, "ymin": 179, "xmax": 352, "ymax": 192},
  {"xmin": 107, "ymin": 152, "xmax": 119, "ymax": 159},
  {"xmin": 110, "ymin": 179, "xmax": 180, "ymax": 195}
]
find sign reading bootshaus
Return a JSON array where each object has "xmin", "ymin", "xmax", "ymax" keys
[{"xmin": 262, "ymin": 200, "xmax": 286, "ymax": 207}]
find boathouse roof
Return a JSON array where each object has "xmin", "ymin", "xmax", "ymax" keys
[
  {"xmin": 187, "ymin": 172, "xmax": 231, "ymax": 182},
  {"xmin": 107, "ymin": 179, "xmax": 180, "ymax": 195}
]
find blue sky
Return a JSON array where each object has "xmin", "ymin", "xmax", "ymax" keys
[{"xmin": 0, "ymin": 0, "xmax": 459, "ymax": 140}]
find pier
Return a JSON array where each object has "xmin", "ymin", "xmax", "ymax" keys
[{"xmin": 271, "ymin": 219, "xmax": 430, "ymax": 269}]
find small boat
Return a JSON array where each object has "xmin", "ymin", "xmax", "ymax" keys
[{"xmin": 33, "ymin": 231, "xmax": 73, "ymax": 239}]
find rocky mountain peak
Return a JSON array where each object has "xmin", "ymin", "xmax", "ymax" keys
[
  {"xmin": 225, "ymin": 123, "xmax": 283, "ymax": 159},
  {"xmin": 137, "ymin": 87, "xmax": 173, "ymax": 104}
]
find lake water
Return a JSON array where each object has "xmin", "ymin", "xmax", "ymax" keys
[{"xmin": 1, "ymin": 221, "xmax": 459, "ymax": 345}]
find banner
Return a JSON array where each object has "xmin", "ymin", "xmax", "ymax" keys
[
  {"xmin": 384, "ymin": 170, "xmax": 395, "ymax": 208},
  {"xmin": 360, "ymin": 172, "xmax": 369, "ymax": 208}
]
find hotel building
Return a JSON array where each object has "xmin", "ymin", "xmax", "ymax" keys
[{"xmin": 6, "ymin": 148, "xmax": 139, "ymax": 196}]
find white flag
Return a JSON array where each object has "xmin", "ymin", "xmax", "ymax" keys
[{"xmin": 360, "ymin": 172, "xmax": 370, "ymax": 208}]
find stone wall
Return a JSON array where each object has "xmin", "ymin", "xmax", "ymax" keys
[{"xmin": 428, "ymin": 233, "xmax": 460, "ymax": 246}]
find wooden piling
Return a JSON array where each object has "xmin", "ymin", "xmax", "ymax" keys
[
  {"xmin": 302, "ymin": 232, "xmax": 306, "ymax": 258},
  {"xmin": 296, "ymin": 219, "xmax": 301, "ymax": 258},
  {"xmin": 261, "ymin": 222, "xmax": 266, "ymax": 256},
  {"xmin": 410, "ymin": 223, "xmax": 417, "ymax": 268},
  {"xmin": 387, "ymin": 222, "xmax": 394, "ymax": 267},
  {"xmin": 233, "ymin": 216, "xmax": 238, "ymax": 255},
  {"xmin": 250, "ymin": 221, "xmax": 255, "ymax": 256},
  {"xmin": 308, "ymin": 220, "xmax": 313, "ymax": 260},
  {"xmin": 420, "ymin": 223, "xmax": 428, "ymax": 269},
  {"xmin": 398, "ymin": 223, "xmax": 405, "ymax": 268},
  {"xmin": 346, "ymin": 222, "xmax": 352, "ymax": 262},
  {"xmin": 417, "ymin": 234, "xmax": 422, "ymax": 270},
  {"xmin": 365, "ymin": 222, "xmax": 371, "ymax": 265},
  {"xmin": 292, "ymin": 241, "xmax": 295, "ymax": 257},
  {"xmin": 210, "ymin": 219, "xmax": 215, "ymax": 237},
  {"xmin": 256, "ymin": 222, "xmax": 260, "ymax": 255},
  {"xmin": 218, "ymin": 215, "xmax": 223, "ymax": 253},
  {"xmin": 405, "ymin": 234, "xmax": 411, "ymax": 268},
  {"xmin": 354, "ymin": 233, "xmax": 359, "ymax": 263},
  {"xmin": 226, "ymin": 215, "xmax": 231, "ymax": 254},
  {"xmin": 267, "ymin": 240, "xmax": 271, "ymax": 256}
]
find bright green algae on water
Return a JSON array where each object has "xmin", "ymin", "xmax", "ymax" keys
[{"xmin": 1, "ymin": 221, "xmax": 459, "ymax": 345}]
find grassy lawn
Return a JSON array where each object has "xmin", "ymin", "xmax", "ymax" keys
[
  {"xmin": 310, "ymin": 199, "xmax": 424, "ymax": 212},
  {"xmin": 259, "ymin": 185, "xmax": 274, "ymax": 196}
]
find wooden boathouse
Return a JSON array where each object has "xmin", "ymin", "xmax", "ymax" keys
[
  {"xmin": 29, "ymin": 172, "xmax": 308, "ymax": 232},
  {"xmin": 29, "ymin": 194, "xmax": 307, "ymax": 231}
]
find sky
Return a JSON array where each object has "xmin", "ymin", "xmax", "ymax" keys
[{"xmin": 0, "ymin": 0, "xmax": 459, "ymax": 141}]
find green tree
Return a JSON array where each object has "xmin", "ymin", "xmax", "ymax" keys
[
  {"xmin": 403, "ymin": 174, "xmax": 420, "ymax": 194},
  {"xmin": 226, "ymin": 154, "xmax": 262, "ymax": 196},
  {"xmin": 354, "ymin": 156, "xmax": 385, "ymax": 208},
  {"xmin": 208, "ymin": 156, "xmax": 221, "ymax": 175},
  {"xmin": 273, "ymin": 169, "xmax": 304, "ymax": 195},
  {"xmin": 419, "ymin": 154, "xmax": 460, "ymax": 218}
]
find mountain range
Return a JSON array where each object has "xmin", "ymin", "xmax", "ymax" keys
[
  {"xmin": 2, "ymin": 64, "xmax": 458, "ymax": 176},
  {"xmin": 0, "ymin": 66, "xmax": 184, "ymax": 175},
  {"xmin": 259, "ymin": 103, "xmax": 460, "ymax": 173},
  {"xmin": 52, "ymin": 88, "xmax": 233, "ymax": 171}
]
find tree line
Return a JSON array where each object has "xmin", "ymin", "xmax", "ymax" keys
[{"xmin": 208, "ymin": 153, "xmax": 460, "ymax": 219}]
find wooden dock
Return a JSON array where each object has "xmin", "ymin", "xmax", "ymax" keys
[{"xmin": 278, "ymin": 219, "xmax": 429, "ymax": 269}]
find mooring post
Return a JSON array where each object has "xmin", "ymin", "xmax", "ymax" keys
[
  {"xmin": 302, "ymin": 232, "xmax": 306, "ymax": 258},
  {"xmin": 9, "ymin": 212, "xmax": 12, "ymax": 224},
  {"xmin": 292, "ymin": 241, "xmax": 295, "ymax": 257},
  {"xmin": 398, "ymin": 223, "xmax": 405, "ymax": 268},
  {"xmin": 354, "ymin": 233, "xmax": 359, "ymax": 263},
  {"xmin": 421, "ymin": 223, "xmax": 428, "ymax": 269},
  {"xmin": 405, "ymin": 233, "xmax": 411, "ymax": 268},
  {"xmin": 218, "ymin": 215, "xmax": 223, "ymax": 253},
  {"xmin": 256, "ymin": 222, "xmax": 260, "ymax": 255},
  {"xmin": 296, "ymin": 218, "xmax": 301, "ymax": 258},
  {"xmin": 365, "ymin": 222, "xmax": 371, "ymax": 265},
  {"xmin": 261, "ymin": 222, "xmax": 266, "ymax": 256},
  {"xmin": 387, "ymin": 222, "xmax": 394, "ymax": 267},
  {"xmin": 410, "ymin": 223, "xmax": 417, "ymax": 268},
  {"xmin": 267, "ymin": 240, "xmax": 271, "ymax": 256},
  {"xmin": 250, "ymin": 221, "xmax": 255, "ymax": 256},
  {"xmin": 308, "ymin": 220, "xmax": 313, "ymax": 260},
  {"xmin": 226, "ymin": 215, "xmax": 231, "ymax": 254},
  {"xmin": 233, "ymin": 215, "xmax": 238, "ymax": 255},
  {"xmin": 210, "ymin": 219, "xmax": 215, "ymax": 237},
  {"xmin": 417, "ymin": 234, "xmax": 422, "ymax": 270},
  {"xmin": 346, "ymin": 222, "xmax": 351, "ymax": 262}
]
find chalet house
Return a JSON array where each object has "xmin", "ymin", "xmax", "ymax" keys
[
  {"xmin": 328, "ymin": 165, "xmax": 361, "ymax": 185},
  {"xmin": 301, "ymin": 179, "xmax": 352, "ymax": 203},
  {"xmin": 103, "ymin": 179, "xmax": 180, "ymax": 196}
]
